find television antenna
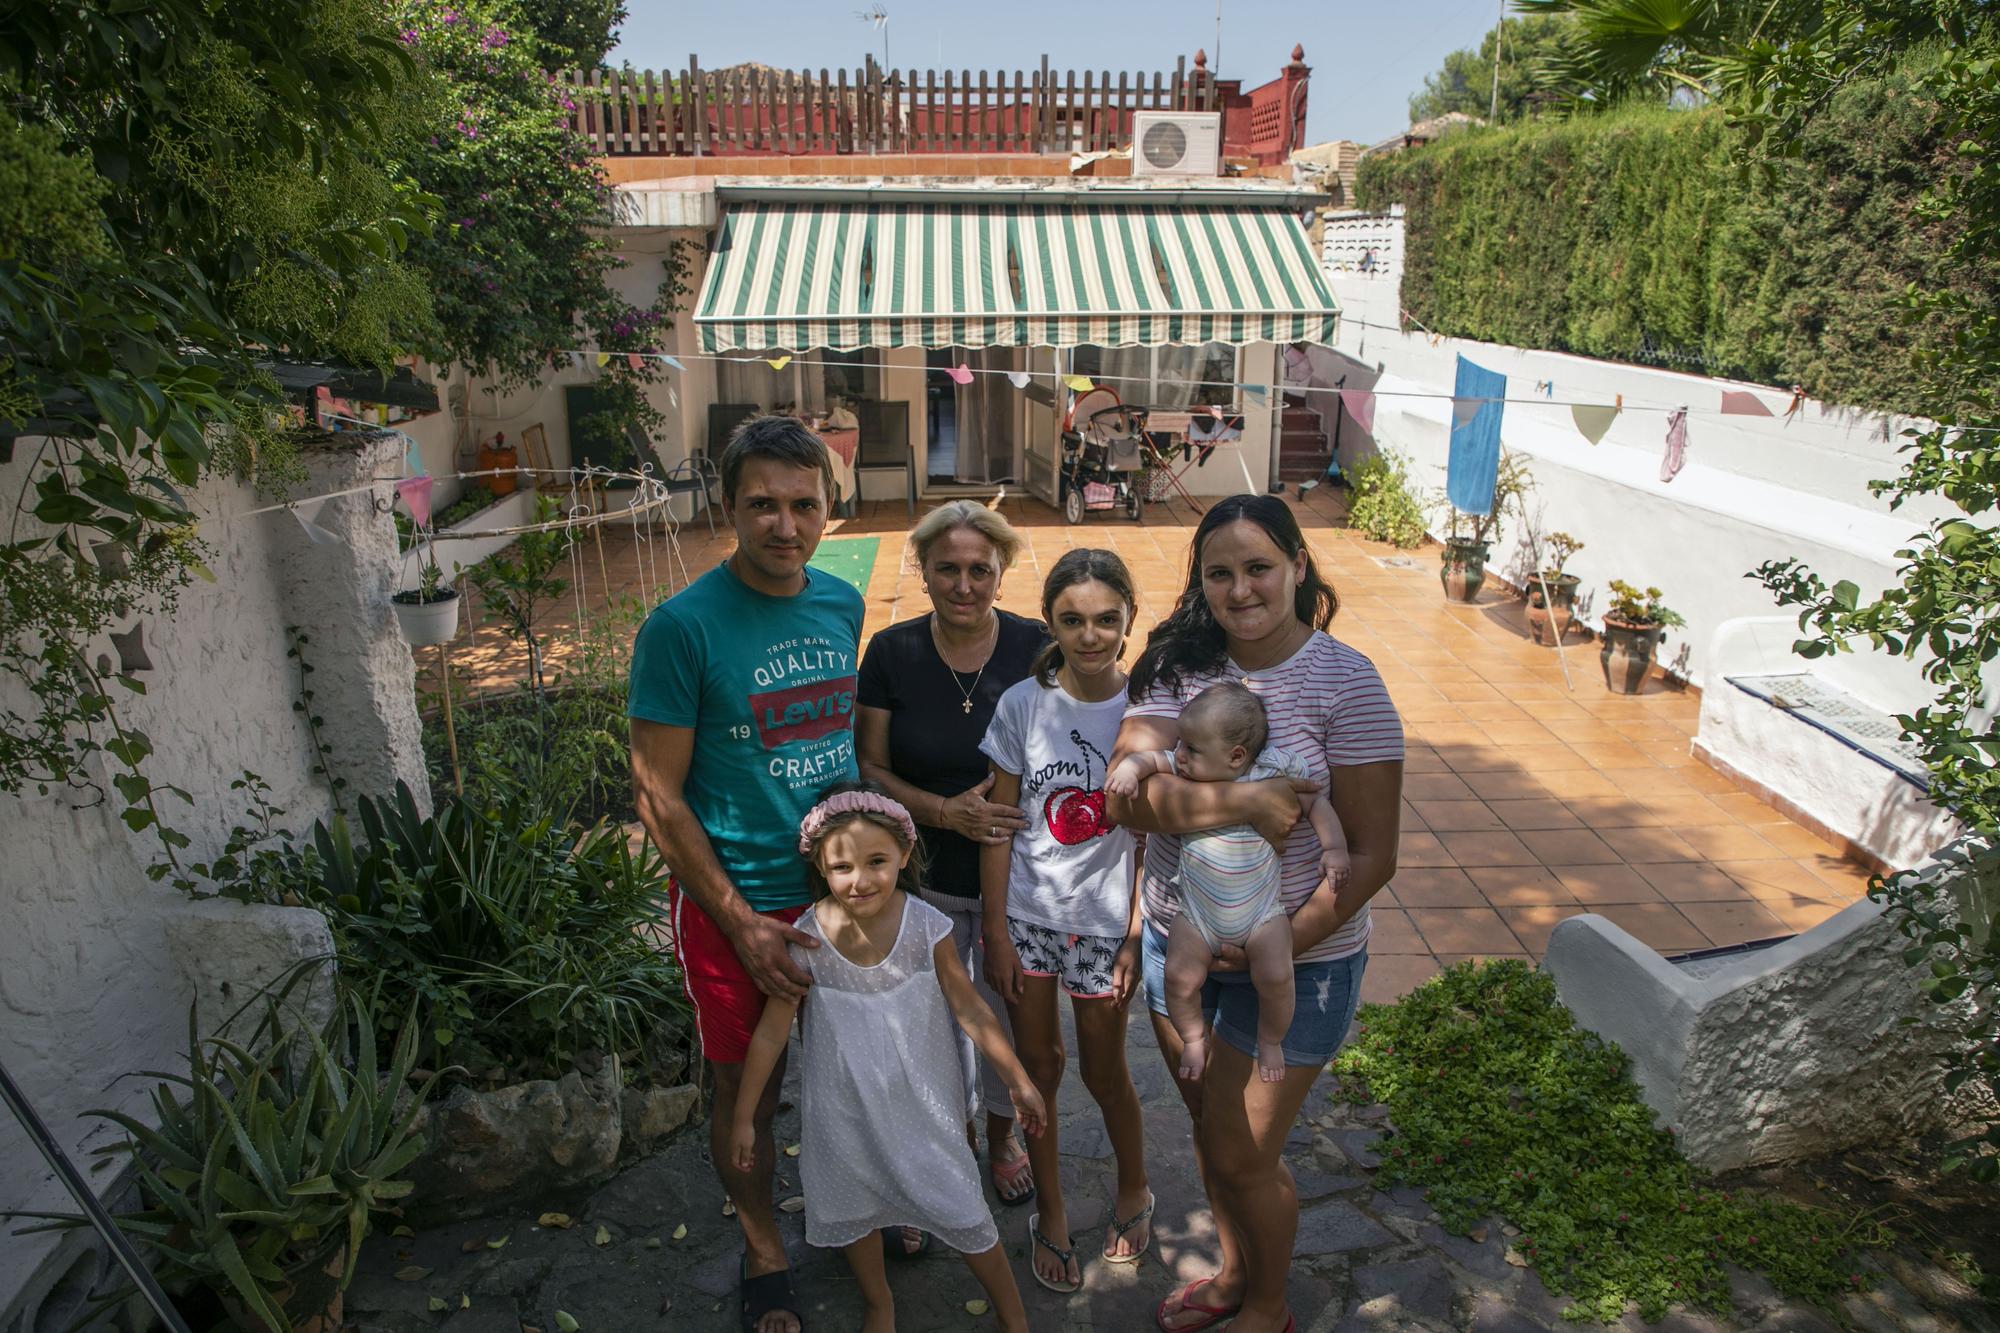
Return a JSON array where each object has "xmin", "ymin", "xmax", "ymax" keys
[{"xmin": 855, "ymin": 4, "xmax": 889, "ymax": 67}]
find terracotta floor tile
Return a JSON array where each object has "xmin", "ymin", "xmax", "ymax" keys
[
  {"xmin": 1436, "ymin": 829, "xmax": 1540, "ymax": 867},
  {"xmin": 1667, "ymin": 823, "xmax": 1787, "ymax": 862},
  {"xmin": 1391, "ymin": 867, "xmax": 1488, "ymax": 908},
  {"xmin": 1716, "ymin": 859, "xmax": 1849, "ymax": 901},
  {"xmin": 1552, "ymin": 863, "xmax": 1662, "ymax": 904},
  {"xmin": 1460, "ymin": 770, "xmax": 1555, "ymax": 801},
  {"xmin": 1608, "ymin": 826, "xmax": 1705, "ymax": 863},
  {"xmin": 1403, "ymin": 772, "xmax": 1479, "ymax": 802},
  {"xmin": 1412, "ymin": 800, "xmax": 1506, "ymax": 832},
  {"xmin": 1704, "ymin": 791, "xmax": 1795, "ymax": 824},
  {"xmin": 1436, "ymin": 952, "xmax": 1532, "ymax": 969},
  {"xmin": 1567, "ymin": 741, "xmax": 1661, "ymax": 770},
  {"xmin": 1530, "ymin": 768, "xmax": 1624, "ymax": 799},
  {"xmin": 1440, "ymin": 742, "xmax": 1582, "ymax": 773},
  {"xmin": 1505, "ymin": 904, "xmax": 1588, "ymax": 955},
  {"xmin": 1407, "ymin": 907, "xmax": 1526, "ymax": 954},
  {"xmin": 1360, "ymin": 953, "xmax": 1440, "ymax": 1004},
  {"xmin": 1798, "ymin": 853, "xmax": 1878, "ymax": 898},
  {"xmin": 1674, "ymin": 764, "xmax": 1745, "ymax": 795},
  {"xmin": 1517, "ymin": 828, "xmax": 1624, "ymax": 865},
  {"xmin": 1594, "ymin": 902, "xmax": 1710, "ymax": 953},
  {"xmin": 1479, "ymin": 721, "xmax": 1568, "ymax": 747},
  {"xmin": 1678, "ymin": 899, "xmax": 1791, "ymax": 947},
  {"xmin": 1633, "ymin": 861, "xmax": 1753, "ymax": 903},
  {"xmin": 1636, "ymin": 794, "xmax": 1731, "ymax": 825},
  {"xmin": 1403, "ymin": 747, "xmax": 1450, "ymax": 774},
  {"xmin": 1759, "ymin": 895, "xmax": 1855, "ymax": 934},
  {"xmin": 1408, "ymin": 722, "xmax": 1491, "ymax": 748},
  {"xmin": 1398, "ymin": 830, "xmax": 1458, "ymax": 867},
  {"xmin": 1436, "ymin": 681, "xmax": 1509, "ymax": 704},
  {"xmin": 1604, "ymin": 767, "xmax": 1701, "ymax": 800},
  {"xmin": 1643, "ymin": 744, "xmax": 1704, "ymax": 770},
  {"xmin": 1756, "ymin": 822, "xmax": 1848, "ymax": 859},
  {"xmin": 1455, "ymin": 701, "xmax": 1536, "ymax": 725},
  {"xmin": 1366, "ymin": 908, "xmax": 1430, "ymax": 955},
  {"xmin": 1467, "ymin": 864, "xmax": 1576, "ymax": 907},
  {"xmin": 1563, "ymin": 795, "xmax": 1665, "ymax": 827},
  {"xmin": 1483, "ymin": 798, "xmax": 1582, "ymax": 831}
]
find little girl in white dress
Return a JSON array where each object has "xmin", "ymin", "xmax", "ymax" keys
[{"xmin": 731, "ymin": 783, "xmax": 1045, "ymax": 1333}]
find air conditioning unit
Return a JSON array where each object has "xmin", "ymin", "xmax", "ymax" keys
[{"xmin": 1131, "ymin": 111, "xmax": 1221, "ymax": 178}]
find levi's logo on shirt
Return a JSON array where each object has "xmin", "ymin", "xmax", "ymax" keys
[{"xmin": 750, "ymin": 676, "xmax": 858, "ymax": 748}]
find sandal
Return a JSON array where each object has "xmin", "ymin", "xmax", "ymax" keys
[
  {"xmin": 738, "ymin": 1256, "xmax": 804, "ymax": 1333},
  {"xmin": 1153, "ymin": 1277, "xmax": 1241, "ymax": 1332},
  {"xmin": 990, "ymin": 1147, "xmax": 1036, "ymax": 1206},
  {"xmin": 1101, "ymin": 1189, "xmax": 1154, "ymax": 1264},
  {"xmin": 881, "ymin": 1226, "xmax": 930, "ymax": 1262},
  {"xmin": 1027, "ymin": 1212, "xmax": 1082, "ymax": 1294}
]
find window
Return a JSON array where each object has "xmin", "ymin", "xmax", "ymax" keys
[{"xmin": 1070, "ymin": 343, "xmax": 1239, "ymax": 409}]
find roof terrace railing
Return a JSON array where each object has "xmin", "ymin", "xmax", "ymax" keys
[{"xmin": 557, "ymin": 50, "xmax": 1309, "ymax": 165}]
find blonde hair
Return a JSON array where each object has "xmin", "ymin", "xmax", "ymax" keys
[{"xmin": 908, "ymin": 500, "xmax": 1023, "ymax": 572}]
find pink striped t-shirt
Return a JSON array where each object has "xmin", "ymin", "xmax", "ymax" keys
[{"xmin": 1127, "ymin": 632, "xmax": 1404, "ymax": 962}]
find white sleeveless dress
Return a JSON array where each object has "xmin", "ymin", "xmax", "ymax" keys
[{"xmin": 789, "ymin": 896, "xmax": 1000, "ymax": 1255}]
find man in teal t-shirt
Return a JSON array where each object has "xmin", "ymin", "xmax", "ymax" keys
[{"xmin": 629, "ymin": 416, "xmax": 860, "ymax": 1333}]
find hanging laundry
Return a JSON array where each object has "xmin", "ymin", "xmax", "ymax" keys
[
  {"xmin": 1338, "ymin": 389, "xmax": 1376, "ymax": 436},
  {"xmin": 1661, "ymin": 407, "xmax": 1688, "ymax": 482},
  {"xmin": 1188, "ymin": 415, "xmax": 1243, "ymax": 445},
  {"xmin": 1446, "ymin": 356, "xmax": 1506, "ymax": 515},
  {"xmin": 1571, "ymin": 404, "xmax": 1618, "ymax": 445}
]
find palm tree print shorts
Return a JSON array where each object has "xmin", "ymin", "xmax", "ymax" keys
[{"xmin": 1007, "ymin": 917, "xmax": 1121, "ymax": 999}]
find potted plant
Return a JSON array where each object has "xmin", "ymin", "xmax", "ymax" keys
[
  {"xmin": 1600, "ymin": 580, "xmax": 1687, "ymax": 694},
  {"xmin": 393, "ymin": 555, "xmax": 460, "ymax": 647},
  {"xmin": 1437, "ymin": 451, "xmax": 1532, "ymax": 602},
  {"xmin": 1524, "ymin": 531, "xmax": 1585, "ymax": 646},
  {"xmin": 12, "ymin": 998, "xmax": 437, "ymax": 1333}
]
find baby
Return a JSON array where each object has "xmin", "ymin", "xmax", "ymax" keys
[{"xmin": 1105, "ymin": 682, "xmax": 1349, "ymax": 1083}]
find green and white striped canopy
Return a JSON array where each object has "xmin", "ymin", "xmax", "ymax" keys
[{"xmin": 694, "ymin": 200, "xmax": 1339, "ymax": 352}]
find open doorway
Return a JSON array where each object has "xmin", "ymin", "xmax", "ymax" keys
[
  {"xmin": 925, "ymin": 349, "xmax": 959, "ymax": 485},
  {"xmin": 926, "ymin": 346, "xmax": 1020, "ymax": 487}
]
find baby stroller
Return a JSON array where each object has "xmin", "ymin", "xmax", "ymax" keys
[{"xmin": 1058, "ymin": 387, "xmax": 1150, "ymax": 524}]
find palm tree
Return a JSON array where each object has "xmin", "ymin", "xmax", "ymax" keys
[{"xmin": 1513, "ymin": 0, "xmax": 1826, "ymax": 104}]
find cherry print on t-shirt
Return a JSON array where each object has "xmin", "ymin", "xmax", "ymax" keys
[{"xmin": 1044, "ymin": 728, "xmax": 1112, "ymax": 845}]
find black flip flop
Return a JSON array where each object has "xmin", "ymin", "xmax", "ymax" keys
[
  {"xmin": 739, "ymin": 1255, "xmax": 804, "ymax": 1332},
  {"xmin": 881, "ymin": 1226, "xmax": 931, "ymax": 1262}
]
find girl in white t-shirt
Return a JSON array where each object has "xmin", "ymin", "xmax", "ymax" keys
[{"xmin": 978, "ymin": 548, "xmax": 1153, "ymax": 1294}]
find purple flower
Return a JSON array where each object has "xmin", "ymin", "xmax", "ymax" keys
[
  {"xmin": 560, "ymin": 96, "xmax": 576, "ymax": 112},
  {"xmin": 478, "ymin": 192, "xmax": 490, "ymax": 201},
  {"xmin": 399, "ymin": 27, "xmax": 419, "ymax": 44},
  {"xmin": 441, "ymin": 9, "xmax": 458, "ymax": 23},
  {"xmin": 482, "ymin": 28, "xmax": 509, "ymax": 47}
]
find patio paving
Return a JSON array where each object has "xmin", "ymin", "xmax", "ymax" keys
[{"xmin": 429, "ymin": 486, "xmax": 1875, "ymax": 1004}]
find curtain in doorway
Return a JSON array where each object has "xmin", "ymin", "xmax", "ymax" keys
[{"xmin": 953, "ymin": 347, "xmax": 1014, "ymax": 484}]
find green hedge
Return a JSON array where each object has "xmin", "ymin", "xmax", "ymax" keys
[{"xmin": 1356, "ymin": 69, "xmax": 1990, "ymax": 417}]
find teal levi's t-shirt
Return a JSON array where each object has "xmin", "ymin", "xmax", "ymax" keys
[{"xmin": 627, "ymin": 562, "xmax": 865, "ymax": 910}]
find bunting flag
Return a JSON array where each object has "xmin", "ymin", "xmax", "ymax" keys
[
  {"xmin": 292, "ymin": 502, "xmax": 339, "ymax": 546},
  {"xmin": 1007, "ymin": 371, "xmax": 1032, "ymax": 390},
  {"xmin": 659, "ymin": 354, "xmax": 685, "ymax": 373},
  {"xmin": 1661, "ymin": 407, "xmax": 1688, "ymax": 483},
  {"xmin": 1450, "ymin": 396, "xmax": 1482, "ymax": 428},
  {"xmin": 594, "ymin": 352, "xmax": 610, "ymax": 368},
  {"xmin": 1720, "ymin": 390, "xmax": 1773, "ymax": 417},
  {"xmin": 1062, "ymin": 375, "xmax": 1094, "ymax": 393},
  {"xmin": 1446, "ymin": 356, "xmax": 1507, "ymax": 515},
  {"xmin": 571, "ymin": 352, "xmax": 588, "ymax": 371},
  {"xmin": 946, "ymin": 364, "xmax": 974, "ymax": 385},
  {"xmin": 1209, "ymin": 404, "xmax": 1225, "ymax": 420},
  {"xmin": 397, "ymin": 477, "xmax": 435, "ymax": 528},
  {"xmin": 1338, "ymin": 388, "xmax": 1376, "ymax": 435},
  {"xmin": 403, "ymin": 435, "xmax": 425, "ymax": 477},
  {"xmin": 626, "ymin": 352, "xmax": 644, "ymax": 371},
  {"xmin": 1571, "ymin": 404, "xmax": 1618, "ymax": 445},
  {"xmin": 1239, "ymin": 384, "xmax": 1268, "ymax": 405},
  {"xmin": 767, "ymin": 355, "xmax": 792, "ymax": 371}
]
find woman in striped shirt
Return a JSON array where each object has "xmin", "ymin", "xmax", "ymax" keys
[{"xmin": 1106, "ymin": 495, "xmax": 1405, "ymax": 1333}]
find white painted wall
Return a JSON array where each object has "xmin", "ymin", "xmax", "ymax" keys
[{"xmin": 0, "ymin": 433, "xmax": 429, "ymax": 1331}]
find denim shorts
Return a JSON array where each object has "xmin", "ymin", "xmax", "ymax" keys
[{"xmin": 1140, "ymin": 921, "xmax": 1367, "ymax": 1069}]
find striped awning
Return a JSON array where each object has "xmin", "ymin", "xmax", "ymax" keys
[{"xmin": 694, "ymin": 200, "xmax": 1338, "ymax": 352}]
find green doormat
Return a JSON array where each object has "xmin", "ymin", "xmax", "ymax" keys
[{"xmin": 808, "ymin": 536, "xmax": 879, "ymax": 596}]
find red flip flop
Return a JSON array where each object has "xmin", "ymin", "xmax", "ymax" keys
[{"xmin": 1154, "ymin": 1277, "xmax": 1241, "ymax": 1332}]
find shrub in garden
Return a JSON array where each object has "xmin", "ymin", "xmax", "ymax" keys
[
  {"xmin": 1334, "ymin": 961, "xmax": 1885, "ymax": 1323},
  {"xmin": 1345, "ymin": 448, "xmax": 1429, "ymax": 548}
]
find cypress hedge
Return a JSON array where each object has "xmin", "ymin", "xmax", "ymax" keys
[{"xmin": 1355, "ymin": 65, "xmax": 1990, "ymax": 418}]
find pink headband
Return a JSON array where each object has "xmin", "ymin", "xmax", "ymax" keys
[{"xmin": 798, "ymin": 791, "xmax": 919, "ymax": 854}]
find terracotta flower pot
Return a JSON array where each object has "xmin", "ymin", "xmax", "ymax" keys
[
  {"xmin": 479, "ymin": 445, "xmax": 519, "ymax": 496},
  {"xmin": 1600, "ymin": 617, "xmax": 1664, "ymax": 694},
  {"xmin": 1439, "ymin": 539, "xmax": 1490, "ymax": 602},
  {"xmin": 392, "ymin": 586, "xmax": 460, "ymax": 647},
  {"xmin": 1525, "ymin": 573, "xmax": 1582, "ymax": 646}
]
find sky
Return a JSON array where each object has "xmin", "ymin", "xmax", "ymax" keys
[{"xmin": 609, "ymin": 0, "xmax": 1508, "ymax": 150}]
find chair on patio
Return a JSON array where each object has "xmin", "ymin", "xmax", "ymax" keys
[
  {"xmin": 708, "ymin": 402, "xmax": 760, "ymax": 457},
  {"xmin": 854, "ymin": 399, "xmax": 916, "ymax": 516},
  {"xmin": 629, "ymin": 423, "xmax": 718, "ymax": 537}
]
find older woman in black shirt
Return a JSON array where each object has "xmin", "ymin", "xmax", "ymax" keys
[{"xmin": 856, "ymin": 500, "xmax": 1047, "ymax": 1206}]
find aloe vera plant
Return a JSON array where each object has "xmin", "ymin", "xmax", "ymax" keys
[{"xmin": 12, "ymin": 997, "xmax": 437, "ymax": 1332}]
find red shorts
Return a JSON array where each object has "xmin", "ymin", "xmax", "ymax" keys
[{"xmin": 667, "ymin": 880, "xmax": 808, "ymax": 1065}]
